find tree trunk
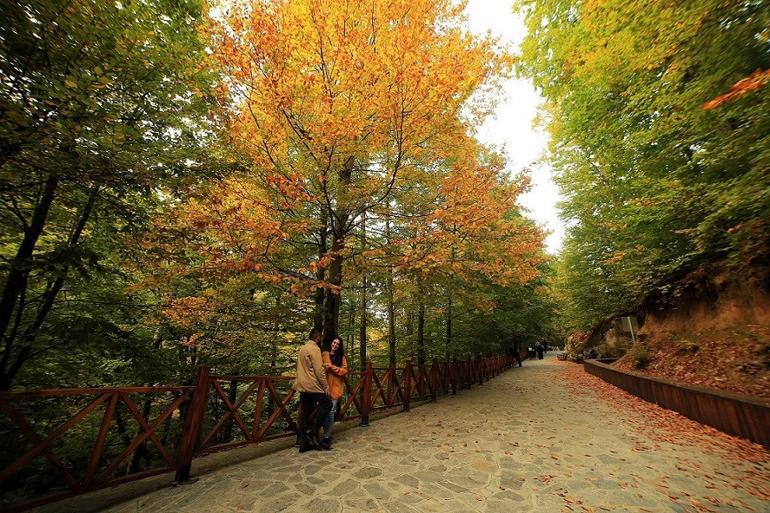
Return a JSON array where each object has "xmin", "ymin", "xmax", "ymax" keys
[
  {"xmin": 0, "ymin": 181, "xmax": 98, "ymax": 391},
  {"xmin": 445, "ymin": 247, "xmax": 455, "ymax": 361},
  {"xmin": 346, "ymin": 293, "xmax": 355, "ymax": 350},
  {"xmin": 129, "ymin": 397, "xmax": 154, "ymax": 473},
  {"xmin": 114, "ymin": 405, "xmax": 134, "ymax": 476},
  {"xmin": 0, "ymin": 174, "xmax": 59, "ymax": 338},
  {"xmin": 222, "ymin": 378, "xmax": 239, "ymax": 442},
  {"xmin": 321, "ymin": 156, "xmax": 354, "ymax": 341},
  {"xmin": 271, "ymin": 295, "xmax": 280, "ymax": 372},
  {"xmin": 358, "ymin": 211, "xmax": 367, "ymax": 370},
  {"xmin": 313, "ymin": 210, "xmax": 327, "ymax": 332},
  {"xmin": 417, "ymin": 280, "xmax": 426, "ymax": 366},
  {"xmin": 406, "ymin": 309, "xmax": 413, "ymax": 342},
  {"xmin": 445, "ymin": 294, "xmax": 452, "ymax": 361},
  {"xmin": 129, "ymin": 329, "xmax": 164, "ymax": 472},
  {"xmin": 386, "ymin": 206, "xmax": 396, "ymax": 367},
  {"xmin": 0, "ymin": 174, "xmax": 59, "ymax": 389},
  {"xmin": 322, "ymin": 231, "xmax": 345, "ymax": 341}
]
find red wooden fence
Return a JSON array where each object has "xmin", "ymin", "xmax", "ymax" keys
[{"xmin": 0, "ymin": 353, "xmax": 518, "ymax": 512}]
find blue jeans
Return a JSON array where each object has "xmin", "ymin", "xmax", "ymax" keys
[{"xmin": 322, "ymin": 398, "xmax": 338, "ymax": 441}]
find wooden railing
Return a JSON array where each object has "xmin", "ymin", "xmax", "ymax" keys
[
  {"xmin": 0, "ymin": 353, "xmax": 518, "ymax": 512},
  {"xmin": 0, "ymin": 386, "xmax": 194, "ymax": 513}
]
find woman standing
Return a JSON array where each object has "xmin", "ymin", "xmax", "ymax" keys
[{"xmin": 321, "ymin": 336, "xmax": 348, "ymax": 450}]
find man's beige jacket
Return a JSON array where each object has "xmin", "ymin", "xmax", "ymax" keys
[{"xmin": 293, "ymin": 340, "xmax": 329, "ymax": 394}]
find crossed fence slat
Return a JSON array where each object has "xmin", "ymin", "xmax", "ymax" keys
[
  {"xmin": 0, "ymin": 386, "xmax": 194, "ymax": 513},
  {"xmin": 196, "ymin": 376, "xmax": 298, "ymax": 454},
  {"xmin": 0, "ymin": 352, "xmax": 517, "ymax": 512}
]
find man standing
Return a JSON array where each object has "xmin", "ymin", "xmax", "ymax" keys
[{"xmin": 294, "ymin": 328, "xmax": 332, "ymax": 452}]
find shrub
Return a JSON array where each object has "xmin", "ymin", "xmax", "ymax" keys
[
  {"xmin": 628, "ymin": 344, "xmax": 651, "ymax": 369},
  {"xmin": 676, "ymin": 338, "xmax": 699, "ymax": 353}
]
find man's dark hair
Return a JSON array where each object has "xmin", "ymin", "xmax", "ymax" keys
[{"xmin": 309, "ymin": 327, "xmax": 322, "ymax": 341}]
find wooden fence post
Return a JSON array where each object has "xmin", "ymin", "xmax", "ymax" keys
[
  {"xmin": 174, "ymin": 366, "xmax": 210, "ymax": 484},
  {"xmin": 360, "ymin": 361, "xmax": 373, "ymax": 426},
  {"xmin": 402, "ymin": 360, "xmax": 413, "ymax": 411}
]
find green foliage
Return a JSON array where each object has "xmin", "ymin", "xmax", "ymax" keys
[
  {"xmin": 0, "ymin": 0, "xmax": 218, "ymax": 388},
  {"xmin": 516, "ymin": 0, "xmax": 770, "ymax": 331}
]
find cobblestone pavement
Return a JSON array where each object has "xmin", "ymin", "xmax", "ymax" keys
[{"xmin": 103, "ymin": 356, "xmax": 770, "ymax": 513}]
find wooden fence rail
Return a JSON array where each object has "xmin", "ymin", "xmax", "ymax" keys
[{"xmin": 0, "ymin": 352, "xmax": 519, "ymax": 512}]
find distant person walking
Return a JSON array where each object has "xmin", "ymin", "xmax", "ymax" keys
[
  {"xmin": 321, "ymin": 336, "xmax": 348, "ymax": 449},
  {"xmin": 294, "ymin": 328, "xmax": 332, "ymax": 452},
  {"xmin": 536, "ymin": 343, "xmax": 544, "ymax": 360}
]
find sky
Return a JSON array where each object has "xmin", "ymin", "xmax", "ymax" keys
[{"xmin": 464, "ymin": 0, "xmax": 564, "ymax": 254}]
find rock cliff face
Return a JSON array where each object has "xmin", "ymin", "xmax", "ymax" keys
[{"xmin": 614, "ymin": 274, "xmax": 770, "ymax": 399}]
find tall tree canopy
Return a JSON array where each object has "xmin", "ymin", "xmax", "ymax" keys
[
  {"xmin": 209, "ymin": 0, "xmax": 513, "ymax": 337},
  {"xmin": 516, "ymin": 0, "xmax": 770, "ymax": 330},
  {"xmin": 0, "ymin": 0, "xmax": 217, "ymax": 389},
  {"xmin": 157, "ymin": 0, "xmax": 545, "ymax": 344}
]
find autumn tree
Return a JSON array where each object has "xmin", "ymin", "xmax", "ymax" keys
[
  {"xmin": 134, "ymin": 0, "xmax": 552, "ymax": 376},
  {"xmin": 209, "ymin": 0, "xmax": 511, "ymax": 339},
  {"xmin": 385, "ymin": 145, "xmax": 543, "ymax": 363}
]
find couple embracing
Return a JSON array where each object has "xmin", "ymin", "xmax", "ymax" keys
[{"xmin": 293, "ymin": 328, "xmax": 348, "ymax": 452}]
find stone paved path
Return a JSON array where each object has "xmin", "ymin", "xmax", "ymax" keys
[{"xmin": 103, "ymin": 356, "xmax": 770, "ymax": 513}]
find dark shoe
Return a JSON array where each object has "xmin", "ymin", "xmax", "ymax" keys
[
  {"xmin": 300, "ymin": 431, "xmax": 319, "ymax": 452},
  {"xmin": 320, "ymin": 438, "xmax": 332, "ymax": 451},
  {"xmin": 310, "ymin": 428, "xmax": 324, "ymax": 450}
]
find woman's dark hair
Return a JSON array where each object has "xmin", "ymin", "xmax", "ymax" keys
[{"xmin": 325, "ymin": 336, "xmax": 344, "ymax": 367}]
